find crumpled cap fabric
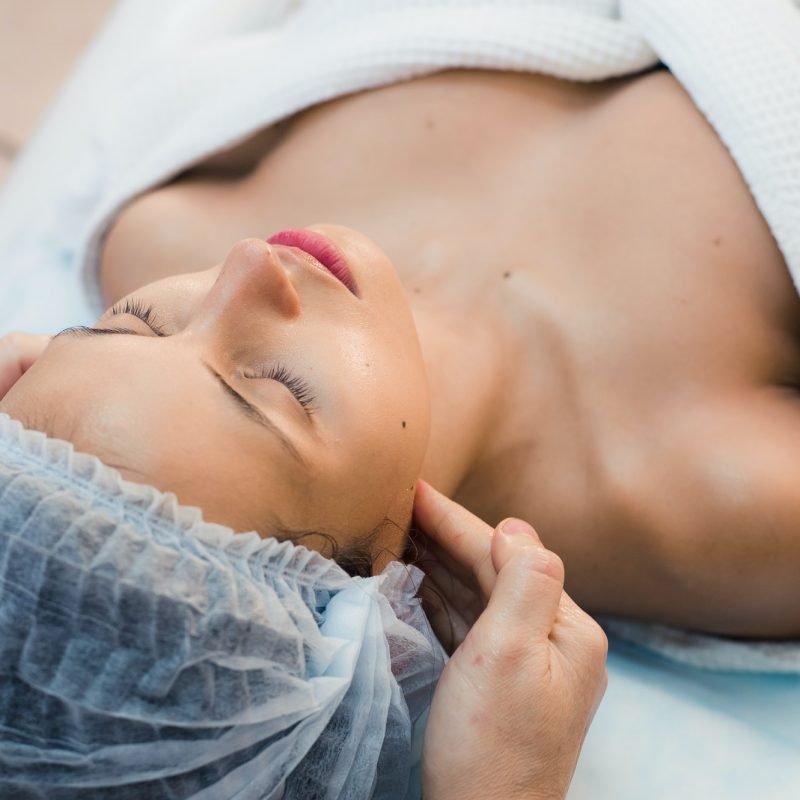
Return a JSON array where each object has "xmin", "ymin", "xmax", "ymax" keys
[{"xmin": 0, "ymin": 413, "xmax": 445, "ymax": 799}]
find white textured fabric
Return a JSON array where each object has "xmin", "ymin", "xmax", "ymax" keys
[{"xmin": 0, "ymin": 413, "xmax": 444, "ymax": 799}]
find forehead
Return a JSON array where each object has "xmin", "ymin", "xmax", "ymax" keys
[{"xmin": 8, "ymin": 335, "xmax": 311, "ymax": 528}]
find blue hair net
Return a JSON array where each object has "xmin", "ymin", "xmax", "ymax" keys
[{"xmin": 0, "ymin": 413, "xmax": 444, "ymax": 798}]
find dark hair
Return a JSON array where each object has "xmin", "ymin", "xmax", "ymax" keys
[
  {"xmin": 8, "ymin": 409, "xmax": 404, "ymax": 578},
  {"xmin": 286, "ymin": 516, "xmax": 405, "ymax": 578}
]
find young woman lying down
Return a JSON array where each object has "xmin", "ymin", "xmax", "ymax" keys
[{"xmin": 3, "ymin": 67, "xmax": 799, "ymax": 638}]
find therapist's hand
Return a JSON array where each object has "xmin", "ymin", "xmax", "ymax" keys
[
  {"xmin": 0, "ymin": 332, "xmax": 51, "ymax": 400},
  {"xmin": 413, "ymin": 480, "xmax": 607, "ymax": 800}
]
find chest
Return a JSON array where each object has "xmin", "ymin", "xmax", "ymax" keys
[
  {"xmin": 101, "ymin": 67, "xmax": 800, "ymax": 537},
  {"xmin": 105, "ymin": 68, "xmax": 795, "ymax": 323}
]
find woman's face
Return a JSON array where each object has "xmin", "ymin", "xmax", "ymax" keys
[{"xmin": 1, "ymin": 225, "xmax": 431, "ymax": 555}]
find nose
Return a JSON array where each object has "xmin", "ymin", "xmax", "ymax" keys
[{"xmin": 202, "ymin": 238, "xmax": 301, "ymax": 324}]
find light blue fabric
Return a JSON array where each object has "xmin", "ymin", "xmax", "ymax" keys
[
  {"xmin": 0, "ymin": 413, "xmax": 445, "ymax": 799},
  {"xmin": 570, "ymin": 639, "xmax": 800, "ymax": 799}
]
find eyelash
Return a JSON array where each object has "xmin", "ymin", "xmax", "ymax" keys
[
  {"xmin": 110, "ymin": 297, "xmax": 166, "ymax": 335},
  {"xmin": 243, "ymin": 363, "xmax": 317, "ymax": 412},
  {"xmin": 113, "ymin": 296, "xmax": 317, "ymax": 411}
]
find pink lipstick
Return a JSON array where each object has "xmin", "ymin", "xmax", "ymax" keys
[{"xmin": 266, "ymin": 229, "xmax": 359, "ymax": 296}]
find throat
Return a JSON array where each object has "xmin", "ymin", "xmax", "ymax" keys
[{"xmin": 410, "ymin": 291, "xmax": 521, "ymax": 498}]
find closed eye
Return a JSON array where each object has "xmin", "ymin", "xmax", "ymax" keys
[
  {"xmin": 107, "ymin": 296, "xmax": 317, "ymax": 414},
  {"xmin": 244, "ymin": 362, "xmax": 317, "ymax": 414},
  {"xmin": 109, "ymin": 297, "xmax": 167, "ymax": 336}
]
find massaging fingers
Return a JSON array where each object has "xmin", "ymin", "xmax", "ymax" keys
[
  {"xmin": 411, "ymin": 532, "xmax": 490, "ymax": 652},
  {"xmin": 551, "ymin": 591, "xmax": 609, "ymax": 698},
  {"xmin": 490, "ymin": 517, "xmax": 604, "ymax": 658},
  {"xmin": 0, "ymin": 332, "xmax": 51, "ymax": 399},
  {"xmin": 491, "ymin": 520, "xmax": 608, "ymax": 684},
  {"xmin": 552, "ymin": 605, "xmax": 609, "ymax": 734},
  {"xmin": 492, "ymin": 523, "xmax": 607, "ymax": 717},
  {"xmin": 413, "ymin": 480, "xmax": 507, "ymax": 599},
  {"xmin": 488, "ymin": 521, "xmax": 564, "ymax": 639},
  {"xmin": 413, "ymin": 482, "xmax": 577, "ymax": 653},
  {"xmin": 425, "ymin": 523, "xmax": 608, "ymax": 800},
  {"xmin": 481, "ymin": 526, "xmax": 608, "ymax": 722}
]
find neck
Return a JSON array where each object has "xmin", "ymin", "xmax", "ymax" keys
[{"xmin": 408, "ymin": 288, "xmax": 518, "ymax": 498}]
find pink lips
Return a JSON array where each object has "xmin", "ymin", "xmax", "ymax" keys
[{"xmin": 266, "ymin": 229, "xmax": 359, "ymax": 296}]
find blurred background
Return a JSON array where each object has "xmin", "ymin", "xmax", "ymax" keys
[{"xmin": 0, "ymin": 0, "xmax": 114, "ymax": 185}]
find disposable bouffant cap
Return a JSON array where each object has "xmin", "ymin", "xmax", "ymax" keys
[{"xmin": 0, "ymin": 413, "xmax": 444, "ymax": 799}]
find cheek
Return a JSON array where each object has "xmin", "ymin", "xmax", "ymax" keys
[
  {"xmin": 296, "ymin": 313, "xmax": 430, "ymax": 512},
  {"xmin": 337, "ymin": 357, "xmax": 430, "ymax": 489}
]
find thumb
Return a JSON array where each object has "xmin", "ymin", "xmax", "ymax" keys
[
  {"xmin": 491, "ymin": 517, "xmax": 542, "ymax": 572},
  {"xmin": 486, "ymin": 521, "xmax": 565, "ymax": 638}
]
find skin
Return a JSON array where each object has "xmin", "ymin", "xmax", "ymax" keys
[
  {"xmin": 414, "ymin": 481, "xmax": 607, "ymax": 800},
  {"xmin": 1, "ymin": 226, "xmax": 431, "ymax": 563},
  {"xmin": 3, "ymin": 68, "xmax": 800, "ymax": 635}
]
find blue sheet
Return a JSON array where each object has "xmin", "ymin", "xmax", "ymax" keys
[{"xmin": 571, "ymin": 639, "xmax": 800, "ymax": 798}]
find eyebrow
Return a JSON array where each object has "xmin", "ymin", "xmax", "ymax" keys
[{"xmin": 55, "ymin": 326, "xmax": 306, "ymax": 467}]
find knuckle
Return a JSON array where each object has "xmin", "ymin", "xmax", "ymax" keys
[
  {"xmin": 523, "ymin": 547, "xmax": 564, "ymax": 584},
  {"xmin": 584, "ymin": 620, "xmax": 609, "ymax": 664},
  {"xmin": 486, "ymin": 627, "xmax": 529, "ymax": 669}
]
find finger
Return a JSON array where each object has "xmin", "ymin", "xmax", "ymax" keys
[
  {"xmin": 412, "ymin": 480, "xmax": 497, "ymax": 598},
  {"xmin": 551, "ymin": 592, "xmax": 609, "ymax": 679},
  {"xmin": 485, "ymin": 534, "xmax": 565, "ymax": 638},
  {"xmin": 18, "ymin": 334, "xmax": 51, "ymax": 371},
  {"xmin": 0, "ymin": 342, "xmax": 24, "ymax": 400},
  {"xmin": 0, "ymin": 362, "xmax": 23, "ymax": 400},
  {"xmin": 0, "ymin": 332, "xmax": 51, "ymax": 371},
  {"xmin": 490, "ymin": 517, "xmax": 543, "ymax": 573},
  {"xmin": 0, "ymin": 333, "xmax": 50, "ymax": 399}
]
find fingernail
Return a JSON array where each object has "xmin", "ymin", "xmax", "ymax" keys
[{"xmin": 501, "ymin": 518, "xmax": 536, "ymax": 537}]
